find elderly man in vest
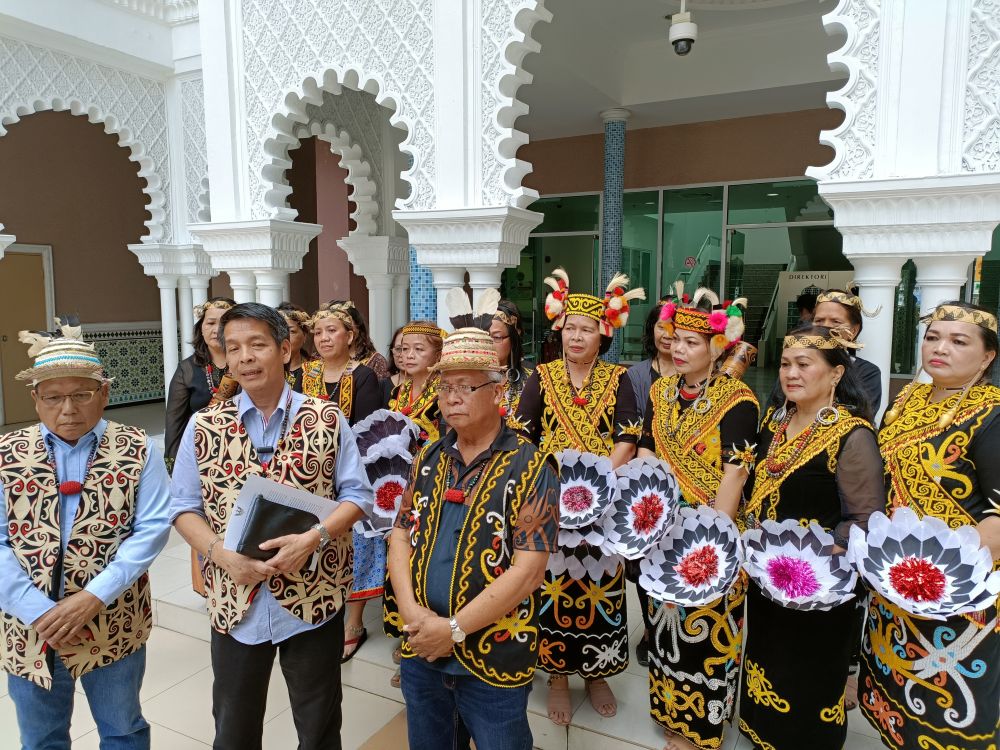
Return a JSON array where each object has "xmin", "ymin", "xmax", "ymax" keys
[
  {"xmin": 0, "ymin": 321, "xmax": 172, "ymax": 750},
  {"xmin": 169, "ymin": 302, "xmax": 373, "ymax": 750},
  {"xmin": 387, "ymin": 326, "xmax": 560, "ymax": 750}
]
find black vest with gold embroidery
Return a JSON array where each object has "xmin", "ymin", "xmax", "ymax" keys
[{"xmin": 403, "ymin": 434, "xmax": 551, "ymax": 688}]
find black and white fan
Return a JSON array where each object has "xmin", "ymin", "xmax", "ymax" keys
[
  {"xmin": 555, "ymin": 449, "xmax": 618, "ymax": 530},
  {"xmin": 604, "ymin": 456, "xmax": 679, "ymax": 559}
]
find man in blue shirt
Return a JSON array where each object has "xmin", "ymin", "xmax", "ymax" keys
[
  {"xmin": 0, "ymin": 321, "xmax": 172, "ymax": 750},
  {"xmin": 170, "ymin": 302, "xmax": 373, "ymax": 750}
]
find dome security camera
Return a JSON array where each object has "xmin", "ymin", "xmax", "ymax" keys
[{"xmin": 669, "ymin": 10, "xmax": 697, "ymax": 56}]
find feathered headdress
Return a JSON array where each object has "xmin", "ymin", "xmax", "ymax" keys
[
  {"xmin": 544, "ymin": 267, "xmax": 645, "ymax": 337},
  {"xmin": 446, "ymin": 287, "xmax": 500, "ymax": 332},
  {"xmin": 16, "ymin": 316, "xmax": 109, "ymax": 386},
  {"xmin": 658, "ymin": 281, "xmax": 747, "ymax": 361}
]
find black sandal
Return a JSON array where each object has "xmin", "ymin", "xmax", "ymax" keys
[{"xmin": 341, "ymin": 626, "xmax": 368, "ymax": 664}]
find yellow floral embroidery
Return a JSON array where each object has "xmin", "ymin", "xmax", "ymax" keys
[
  {"xmin": 820, "ymin": 695, "xmax": 846, "ymax": 725},
  {"xmin": 744, "ymin": 658, "xmax": 790, "ymax": 713}
]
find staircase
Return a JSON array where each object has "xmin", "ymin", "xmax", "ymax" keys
[{"xmin": 727, "ymin": 263, "xmax": 786, "ymax": 345}]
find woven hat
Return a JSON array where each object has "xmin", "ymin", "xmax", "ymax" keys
[
  {"xmin": 16, "ymin": 319, "xmax": 108, "ymax": 387},
  {"xmin": 432, "ymin": 328, "xmax": 503, "ymax": 373}
]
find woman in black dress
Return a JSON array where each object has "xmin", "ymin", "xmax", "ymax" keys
[
  {"xmin": 740, "ymin": 325, "xmax": 884, "ymax": 750},
  {"xmin": 276, "ymin": 301, "xmax": 311, "ymax": 392}
]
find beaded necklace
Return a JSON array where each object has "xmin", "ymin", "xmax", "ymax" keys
[
  {"xmin": 563, "ymin": 356, "xmax": 597, "ymax": 407},
  {"xmin": 45, "ymin": 434, "xmax": 100, "ymax": 496},
  {"xmin": 443, "ymin": 453, "xmax": 489, "ymax": 504},
  {"xmin": 763, "ymin": 406, "xmax": 824, "ymax": 478},
  {"xmin": 204, "ymin": 363, "xmax": 225, "ymax": 395},
  {"xmin": 254, "ymin": 388, "xmax": 295, "ymax": 473},
  {"xmin": 662, "ymin": 375, "xmax": 712, "ymax": 438}
]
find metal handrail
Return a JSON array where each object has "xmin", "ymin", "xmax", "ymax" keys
[
  {"xmin": 677, "ymin": 234, "xmax": 720, "ymax": 287},
  {"xmin": 759, "ymin": 256, "xmax": 796, "ymax": 362}
]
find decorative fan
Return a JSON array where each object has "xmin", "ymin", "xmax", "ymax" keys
[
  {"xmin": 743, "ymin": 520, "xmax": 857, "ymax": 611},
  {"xmin": 547, "ymin": 544, "xmax": 622, "ymax": 581},
  {"xmin": 604, "ymin": 456, "xmax": 679, "ymax": 559},
  {"xmin": 557, "ymin": 520, "xmax": 609, "ymax": 551},
  {"xmin": 640, "ymin": 505, "xmax": 743, "ymax": 607},
  {"xmin": 354, "ymin": 454, "xmax": 413, "ymax": 539},
  {"xmin": 847, "ymin": 507, "xmax": 1000, "ymax": 619},
  {"xmin": 556, "ymin": 450, "xmax": 618, "ymax": 530},
  {"xmin": 352, "ymin": 409, "xmax": 420, "ymax": 460}
]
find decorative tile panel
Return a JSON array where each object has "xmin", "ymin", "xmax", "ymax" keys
[
  {"xmin": 180, "ymin": 75, "xmax": 207, "ymax": 224},
  {"xmin": 240, "ymin": 0, "xmax": 435, "ymax": 218},
  {"xmin": 408, "ymin": 246, "xmax": 436, "ymax": 321},
  {"xmin": 963, "ymin": 0, "xmax": 1000, "ymax": 172},
  {"xmin": 0, "ymin": 35, "xmax": 173, "ymax": 242},
  {"xmin": 602, "ymin": 118, "xmax": 625, "ymax": 362},
  {"xmin": 84, "ymin": 323, "xmax": 169, "ymax": 405}
]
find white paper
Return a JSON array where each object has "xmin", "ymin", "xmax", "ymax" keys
[{"xmin": 224, "ymin": 474, "xmax": 340, "ymax": 555}]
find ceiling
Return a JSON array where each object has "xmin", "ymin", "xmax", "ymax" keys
[{"xmin": 518, "ymin": 0, "xmax": 846, "ymax": 140}]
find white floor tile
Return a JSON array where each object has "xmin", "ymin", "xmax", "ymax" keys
[
  {"xmin": 261, "ymin": 686, "xmax": 403, "ymax": 750},
  {"xmin": 140, "ymin": 628, "xmax": 212, "ymax": 700},
  {"xmin": 72, "ymin": 722, "xmax": 211, "ymax": 749},
  {"xmin": 149, "ymin": 554, "xmax": 197, "ymax": 599},
  {"xmin": 565, "ymin": 670, "xmax": 670, "ymax": 749}
]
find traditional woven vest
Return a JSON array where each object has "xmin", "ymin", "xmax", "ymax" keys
[
  {"xmin": 195, "ymin": 397, "xmax": 352, "ymax": 633},
  {"xmin": 404, "ymin": 435, "xmax": 551, "ymax": 688},
  {"xmin": 0, "ymin": 422, "xmax": 151, "ymax": 689},
  {"xmin": 535, "ymin": 359, "xmax": 627, "ymax": 455}
]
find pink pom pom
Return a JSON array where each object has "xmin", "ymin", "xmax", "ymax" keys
[
  {"xmin": 659, "ymin": 302, "xmax": 676, "ymax": 321},
  {"xmin": 708, "ymin": 310, "xmax": 728, "ymax": 333}
]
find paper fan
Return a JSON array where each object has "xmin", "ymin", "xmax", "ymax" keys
[
  {"xmin": 547, "ymin": 544, "xmax": 621, "ymax": 581},
  {"xmin": 556, "ymin": 449, "xmax": 618, "ymax": 529},
  {"xmin": 743, "ymin": 520, "xmax": 857, "ymax": 611},
  {"xmin": 352, "ymin": 409, "xmax": 420, "ymax": 460},
  {"xmin": 640, "ymin": 505, "xmax": 743, "ymax": 607},
  {"xmin": 847, "ymin": 507, "xmax": 1000, "ymax": 619},
  {"xmin": 354, "ymin": 454, "xmax": 412, "ymax": 539},
  {"xmin": 604, "ymin": 456, "xmax": 679, "ymax": 559},
  {"xmin": 558, "ymin": 519, "xmax": 609, "ymax": 550}
]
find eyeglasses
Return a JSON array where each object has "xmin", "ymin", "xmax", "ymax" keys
[
  {"xmin": 392, "ymin": 346, "xmax": 403, "ymax": 354},
  {"xmin": 438, "ymin": 382, "xmax": 495, "ymax": 396},
  {"xmin": 36, "ymin": 389, "xmax": 101, "ymax": 408},
  {"xmin": 490, "ymin": 335, "xmax": 509, "ymax": 343}
]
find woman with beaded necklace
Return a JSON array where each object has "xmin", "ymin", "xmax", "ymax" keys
[
  {"xmin": 738, "ymin": 325, "xmax": 884, "ymax": 750},
  {"xmin": 636, "ymin": 287, "xmax": 759, "ymax": 750},
  {"xmin": 858, "ymin": 301, "xmax": 1000, "ymax": 750},
  {"xmin": 302, "ymin": 301, "xmax": 383, "ymax": 662},
  {"xmin": 490, "ymin": 299, "xmax": 533, "ymax": 422},
  {"xmin": 276, "ymin": 301, "xmax": 312, "ymax": 392},
  {"xmin": 514, "ymin": 268, "xmax": 645, "ymax": 725}
]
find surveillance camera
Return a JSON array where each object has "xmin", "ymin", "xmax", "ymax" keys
[{"xmin": 669, "ymin": 11, "xmax": 697, "ymax": 56}]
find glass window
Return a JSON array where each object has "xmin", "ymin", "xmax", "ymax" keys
[
  {"xmin": 890, "ymin": 260, "xmax": 919, "ymax": 376},
  {"xmin": 661, "ymin": 186, "xmax": 724, "ymax": 296},
  {"xmin": 727, "ymin": 179, "xmax": 832, "ymax": 226},
  {"xmin": 621, "ymin": 191, "xmax": 659, "ymax": 358},
  {"xmin": 531, "ymin": 195, "xmax": 600, "ymax": 234}
]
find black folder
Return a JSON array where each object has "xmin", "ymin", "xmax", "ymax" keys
[{"xmin": 235, "ymin": 494, "xmax": 317, "ymax": 561}]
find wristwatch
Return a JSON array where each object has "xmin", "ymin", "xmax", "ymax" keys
[
  {"xmin": 311, "ymin": 523, "xmax": 332, "ymax": 550},
  {"xmin": 449, "ymin": 616, "xmax": 466, "ymax": 643}
]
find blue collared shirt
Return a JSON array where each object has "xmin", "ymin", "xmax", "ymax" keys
[
  {"xmin": 169, "ymin": 384, "xmax": 374, "ymax": 645},
  {"xmin": 0, "ymin": 419, "xmax": 172, "ymax": 627}
]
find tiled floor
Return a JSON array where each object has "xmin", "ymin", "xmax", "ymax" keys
[{"xmin": 0, "ymin": 402, "xmax": 890, "ymax": 749}]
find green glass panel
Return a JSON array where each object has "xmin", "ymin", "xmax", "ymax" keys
[
  {"xmin": 621, "ymin": 191, "xmax": 659, "ymax": 358},
  {"xmin": 890, "ymin": 260, "xmax": 918, "ymax": 375},
  {"xmin": 727, "ymin": 179, "xmax": 832, "ymax": 226},
  {"xmin": 661, "ymin": 186, "xmax": 724, "ymax": 297},
  {"xmin": 530, "ymin": 195, "xmax": 600, "ymax": 234}
]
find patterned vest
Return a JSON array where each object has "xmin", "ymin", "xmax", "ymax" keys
[
  {"xmin": 649, "ymin": 374, "xmax": 759, "ymax": 506},
  {"xmin": 301, "ymin": 359, "xmax": 355, "ymax": 417},
  {"xmin": 404, "ymin": 435, "xmax": 552, "ymax": 687},
  {"xmin": 194, "ymin": 397, "xmax": 352, "ymax": 633},
  {"xmin": 0, "ymin": 422, "xmax": 151, "ymax": 689}
]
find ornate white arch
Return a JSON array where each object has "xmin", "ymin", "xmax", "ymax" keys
[
  {"xmin": 0, "ymin": 36, "xmax": 173, "ymax": 242},
  {"xmin": 481, "ymin": 1, "xmax": 553, "ymax": 208},
  {"xmin": 291, "ymin": 120, "xmax": 380, "ymax": 236}
]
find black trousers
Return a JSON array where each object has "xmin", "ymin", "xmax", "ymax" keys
[{"xmin": 211, "ymin": 608, "xmax": 345, "ymax": 750}]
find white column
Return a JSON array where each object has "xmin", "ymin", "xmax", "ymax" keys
[
  {"xmin": 157, "ymin": 275, "xmax": 180, "ymax": 390},
  {"xmin": 392, "ymin": 274, "xmax": 409, "ymax": 329},
  {"xmin": 228, "ymin": 271, "xmax": 256, "ymax": 304},
  {"xmin": 189, "ymin": 274, "xmax": 212, "ymax": 309},
  {"xmin": 468, "ymin": 267, "xmax": 504, "ymax": 307},
  {"xmin": 177, "ymin": 278, "xmax": 195, "ymax": 358},
  {"xmin": 255, "ymin": 270, "xmax": 288, "ymax": 308},
  {"xmin": 431, "ymin": 267, "xmax": 466, "ymax": 330},
  {"xmin": 282, "ymin": 279, "xmax": 290, "ymax": 303},
  {"xmin": 365, "ymin": 276, "xmax": 395, "ymax": 353},
  {"xmin": 914, "ymin": 254, "xmax": 979, "ymax": 317},
  {"xmin": 850, "ymin": 255, "xmax": 905, "ymax": 418}
]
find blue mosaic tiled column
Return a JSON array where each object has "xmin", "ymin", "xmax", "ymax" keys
[
  {"xmin": 408, "ymin": 246, "xmax": 437, "ymax": 321},
  {"xmin": 601, "ymin": 108, "xmax": 631, "ymax": 362}
]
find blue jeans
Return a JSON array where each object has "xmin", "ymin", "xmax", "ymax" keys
[
  {"xmin": 400, "ymin": 657, "xmax": 533, "ymax": 750},
  {"xmin": 7, "ymin": 647, "xmax": 149, "ymax": 750}
]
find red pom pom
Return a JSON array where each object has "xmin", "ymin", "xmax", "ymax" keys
[
  {"xmin": 889, "ymin": 556, "xmax": 946, "ymax": 602},
  {"xmin": 631, "ymin": 493, "xmax": 665, "ymax": 535},
  {"xmin": 444, "ymin": 488, "xmax": 466, "ymax": 504},
  {"xmin": 613, "ymin": 286, "xmax": 624, "ymax": 296},
  {"xmin": 59, "ymin": 481, "xmax": 83, "ymax": 495},
  {"xmin": 400, "ymin": 406, "xmax": 412, "ymax": 416},
  {"xmin": 606, "ymin": 308, "xmax": 620, "ymax": 320},
  {"xmin": 675, "ymin": 544, "xmax": 720, "ymax": 587},
  {"xmin": 682, "ymin": 293, "xmax": 690, "ymax": 303},
  {"xmin": 573, "ymin": 395, "xmax": 589, "ymax": 406},
  {"xmin": 375, "ymin": 481, "xmax": 404, "ymax": 512}
]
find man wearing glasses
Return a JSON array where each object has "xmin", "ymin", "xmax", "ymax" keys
[
  {"xmin": 0, "ymin": 321, "xmax": 171, "ymax": 750},
  {"xmin": 387, "ymin": 326, "xmax": 560, "ymax": 750}
]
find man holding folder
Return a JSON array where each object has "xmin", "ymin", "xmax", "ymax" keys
[{"xmin": 169, "ymin": 302, "xmax": 373, "ymax": 750}]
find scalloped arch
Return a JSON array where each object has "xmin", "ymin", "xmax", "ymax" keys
[
  {"xmin": 293, "ymin": 121, "xmax": 379, "ymax": 236},
  {"xmin": 261, "ymin": 69, "xmax": 415, "ymax": 222},
  {"xmin": 0, "ymin": 98, "xmax": 167, "ymax": 241}
]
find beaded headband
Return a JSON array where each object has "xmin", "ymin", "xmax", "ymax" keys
[
  {"xmin": 193, "ymin": 299, "xmax": 234, "ymax": 320},
  {"xmin": 816, "ymin": 289, "xmax": 881, "ymax": 318},
  {"xmin": 563, "ymin": 294, "xmax": 606, "ymax": 324},
  {"xmin": 921, "ymin": 304, "xmax": 998, "ymax": 334},
  {"xmin": 783, "ymin": 331, "xmax": 862, "ymax": 351},
  {"xmin": 494, "ymin": 308, "xmax": 519, "ymax": 328},
  {"xmin": 310, "ymin": 303, "xmax": 356, "ymax": 331},
  {"xmin": 280, "ymin": 309, "xmax": 311, "ymax": 326},
  {"xmin": 401, "ymin": 322, "xmax": 446, "ymax": 339},
  {"xmin": 672, "ymin": 307, "xmax": 714, "ymax": 335}
]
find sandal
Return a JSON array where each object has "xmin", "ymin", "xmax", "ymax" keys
[
  {"xmin": 845, "ymin": 672, "xmax": 859, "ymax": 711},
  {"xmin": 546, "ymin": 676, "xmax": 572, "ymax": 726},
  {"xmin": 341, "ymin": 626, "xmax": 368, "ymax": 664},
  {"xmin": 585, "ymin": 678, "xmax": 617, "ymax": 718},
  {"xmin": 390, "ymin": 669, "xmax": 401, "ymax": 689}
]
